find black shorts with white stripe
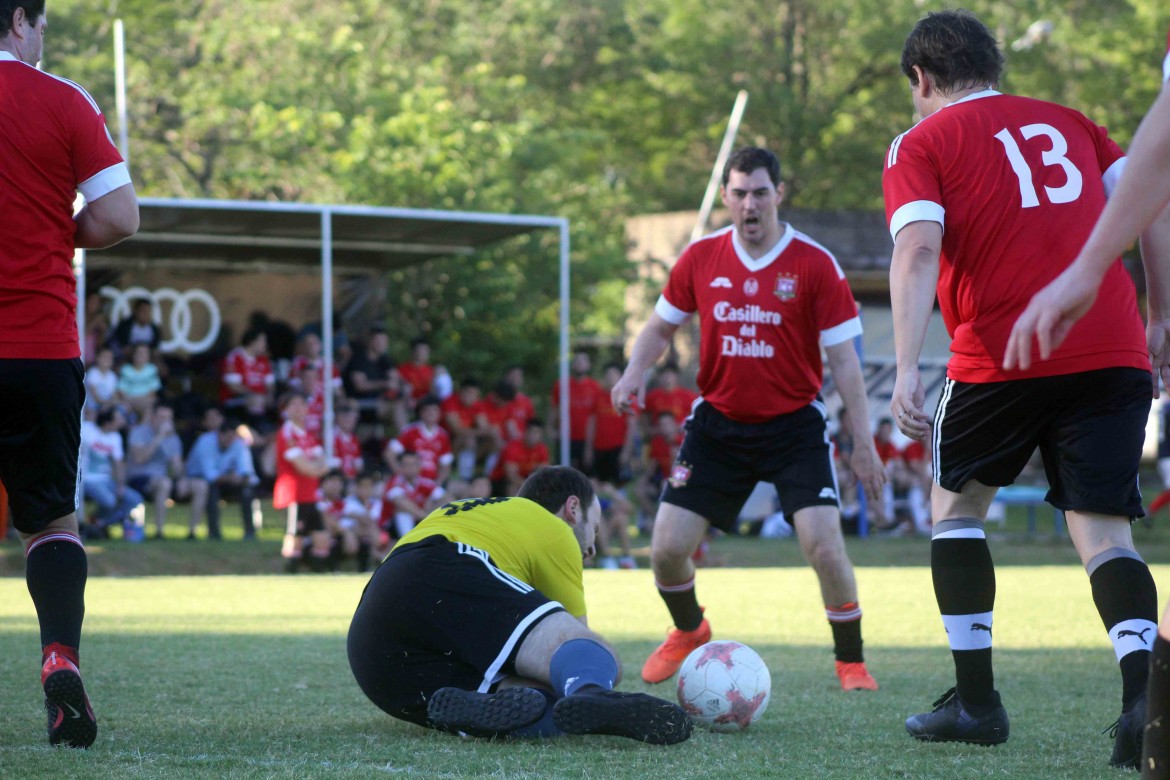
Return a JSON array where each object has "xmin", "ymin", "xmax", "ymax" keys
[
  {"xmin": 932, "ymin": 367, "xmax": 1150, "ymax": 518},
  {"xmin": 347, "ymin": 534, "xmax": 564, "ymax": 728},
  {"xmin": 661, "ymin": 400, "xmax": 839, "ymax": 532},
  {"xmin": 0, "ymin": 358, "xmax": 85, "ymax": 533}
]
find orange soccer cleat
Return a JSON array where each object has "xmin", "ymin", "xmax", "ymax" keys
[
  {"xmin": 41, "ymin": 646, "xmax": 97, "ymax": 748},
  {"xmin": 641, "ymin": 618, "xmax": 712, "ymax": 684},
  {"xmin": 836, "ymin": 660, "xmax": 879, "ymax": 691}
]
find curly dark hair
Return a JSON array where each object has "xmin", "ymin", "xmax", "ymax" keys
[
  {"xmin": 517, "ymin": 466, "xmax": 595, "ymax": 515},
  {"xmin": 901, "ymin": 10, "xmax": 1004, "ymax": 95},
  {"xmin": 0, "ymin": 1, "xmax": 44, "ymax": 37}
]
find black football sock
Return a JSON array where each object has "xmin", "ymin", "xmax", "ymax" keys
[
  {"xmin": 656, "ymin": 578, "xmax": 703, "ymax": 632},
  {"xmin": 1087, "ymin": 549, "xmax": 1158, "ymax": 708},
  {"xmin": 826, "ymin": 603, "xmax": 864, "ymax": 663},
  {"xmin": 25, "ymin": 533, "xmax": 88, "ymax": 654},
  {"xmin": 931, "ymin": 518, "xmax": 996, "ymax": 707},
  {"xmin": 1143, "ymin": 633, "xmax": 1170, "ymax": 775}
]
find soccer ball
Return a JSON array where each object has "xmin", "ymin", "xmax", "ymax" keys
[{"xmin": 676, "ymin": 640, "xmax": 771, "ymax": 732}]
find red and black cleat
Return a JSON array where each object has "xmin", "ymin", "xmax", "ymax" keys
[{"xmin": 41, "ymin": 647, "xmax": 97, "ymax": 748}]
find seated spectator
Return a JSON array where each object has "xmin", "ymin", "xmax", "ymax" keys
[
  {"xmin": 107, "ymin": 297, "xmax": 160, "ymax": 359},
  {"xmin": 384, "ymin": 395, "xmax": 452, "ymax": 483},
  {"xmin": 643, "ymin": 361, "xmax": 697, "ymax": 427},
  {"xmin": 593, "ymin": 363, "xmax": 637, "ymax": 569},
  {"xmin": 635, "ymin": 411, "xmax": 683, "ymax": 529},
  {"xmin": 341, "ymin": 471, "xmax": 382, "ymax": 570},
  {"xmin": 484, "ymin": 380, "xmax": 520, "ymax": 443},
  {"xmin": 332, "ymin": 402, "xmax": 365, "ymax": 481},
  {"xmin": 221, "ymin": 327, "xmax": 275, "ymax": 414},
  {"xmin": 274, "ymin": 392, "xmax": 331, "ymax": 571},
  {"xmin": 501, "ymin": 365, "xmax": 536, "ymax": 436},
  {"xmin": 186, "ymin": 417, "xmax": 260, "ymax": 540},
  {"xmin": 299, "ymin": 313, "xmax": 351, "ymax": 371},
  {"xmin": 380, "ymin": 450, "xmax": 445, "ymax": 539},
  {"xmin": 901, "ymin": 438, "xmax": 932, "ymax": 535},
  {"xmin": 80, "ymin": 408, "xmax": 143, "ymax": 537},
  {"xmin": 85, "ymin": 345, "xmax": 120, "ymax": 411},
  {"xmin": 397, "ymin": 337, "xmax": 435, "ymax": 412},
  {"xmin": 490, "ymin": 418, "xmax": 551, "ymax": 496},
  {"xmin": 441, "ymin": 377, "xmax": 491, "ymax": 480},
  {"xmin": 118, "ymin": 342, "xmax": 162, "ymax": 421},
  {"xmin": 317, "ymin": 470, "xmax": 350, "ymax": 571},
  {"xmin": 343, "ymin": 325, "xmax": 401, "ymax": 431},
  {"xmin": 127, "ymin": 402, "xmax": 187, "ymax": 539},
  {"xmin": 288, "ymin": 330, "xmax": 342, "ymax": 394},
  {"xmin": 872, "ymin": 417, "xmax": 913, "ymax": 533},
  {"xmin": 83, "ymin": 290, "xmax": 111, "ymax": 365},
  {"xmin": 831, "ymin": 407, "xmax": 861, "ymax": 530},
  {"xmin": 550, "ymin": 351, "xmax": 602, "ymax": 473}
]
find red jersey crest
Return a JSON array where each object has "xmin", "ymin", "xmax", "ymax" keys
[
  {"xmin": 774, "ymin": 274, "xmax": 798, "ymax": 301},
  {"xmin": 668, "ymin": 462, "xmax": 692, "ymax": 489}
]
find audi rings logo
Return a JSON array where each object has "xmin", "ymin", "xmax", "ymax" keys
[{"xmin": 101, "ymin": 286, "xmax": 222, "ymax": 354}]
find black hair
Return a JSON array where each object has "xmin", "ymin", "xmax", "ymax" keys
[
  {"xmin": 96, "ymin": 407, "xmax": 118, "ymax": 427},
  {"xmin": 526, "ymin": 417, "xmax": 545, "ymax": 429},
  {"xmin": 722, "ymin": 147, "xmax": 782, "ymax": 187},
  {"xmin": 517, "ymin": 466, "xmax": 595, "ymax": 514},
  {"xmin": 241, "ymin": 327, "xmax": 266, "ymax": 348},
  {"xmin": 901, "ymin": 10, "xmax": 1004, "ymax": 94},
  {"xmin": 416, "ymin": 394, "xmax": 441, "ymax": 411},
  {"xmin": 493, "ymin": 380, "xmax": 516, "ymax": 402}
]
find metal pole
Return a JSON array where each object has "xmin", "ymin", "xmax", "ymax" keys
[
  {"xmin": 321, "ymin": 209, "xmax": 335, "ymax": 461},
  {"xmin": 113, "ymin": 19, "xmax": 130, "ymax": 163},
  {"xmin": 74, "ymin": 248, "xmax": 86, "ymax": 356},
  {"xmin": 690, "ymin": 90, "xmax": 749, "ymax": 242},
  {"xmin": 559, "ymin": 220, "xmax": 571, "ymax": 466}
]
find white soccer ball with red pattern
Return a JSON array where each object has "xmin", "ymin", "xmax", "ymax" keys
[{"xmin": 676, "ymin": 640, "xmax": 771, "ymax": 732}]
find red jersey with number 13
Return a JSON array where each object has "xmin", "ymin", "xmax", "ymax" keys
[
  {"xmin": 883, "ymin": 90, "xmax": 1147, "ymax": 383},
  {"xmin": 656, "ymin": 224, "xmax": 861, "ymax": 423}
]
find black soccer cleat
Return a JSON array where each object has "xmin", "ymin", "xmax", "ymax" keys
[
  {"xmin": 426, "ymin": 687, "xmax": 548, "ymax": 739},
  {"xmin": 41, "ymin": 652, "xmax": 97, "ymax": 749},
  {"xmin": 552, "ymin": 688, "xmax": 692, "ymax": 745},
  {"xmin": 1106, "ymin": 691, "xmax": 1146, "ymax": 770},
  {"xmin": 905, "ymin": 687, "xmax": 1009, "ymax": 746}
]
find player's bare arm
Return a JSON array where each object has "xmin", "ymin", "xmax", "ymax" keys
[
  {"xmin": 1006, "ymin": 87, "xmax": 1170, "ymax": 371},
  {"xmin": 612, "ymin": 312, "xmax": 678, "ymax": 413},
  {"xmin": 824, "ymin": 341, "xmax": 886, "ymax": 501},
  {"xmin": 889, "ymin": 220, "xmax": 942, "ymax": 441},
  {"xmin": 74, "ymin": 182, "xmax": 138, "ymax": 249}
]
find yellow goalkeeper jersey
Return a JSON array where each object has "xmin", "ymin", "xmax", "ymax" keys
[{"xmin": 394, "ymin": 496, "xmax": 587, "ymax": 618}]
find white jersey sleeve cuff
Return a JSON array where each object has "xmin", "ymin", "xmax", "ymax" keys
[
  {"xmin": 889, "ymin": 200, "xmax": 945, "ymax": 241},
  {"xmin": 1102, "ymin": 158, "xmax": 1127, "ymax": 198},
  {"xmin": 820, "ymin": 317, "xmax": 863, "ymax": 347},
  {"xmin": 78, "ymin": 162, "xmax": 132, "ymax": 203},
  {"xmin": 655, "ymin": 295, "xmax": 692, "ymax": 325}
]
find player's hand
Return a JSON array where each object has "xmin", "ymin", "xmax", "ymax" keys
[
  {"xmin": 1004, "ymin": 267, "xmax": 1099, "ymax": 371},
  {"xmin": 849, "ymin": 442, "xmax": 886, "ymax": 503},
  {"xmin": 891, "ymin": 368, "xmax": 930, "ymax": 442},
  {"xmin": 610, "ymin": 368, "xmax": 645, "ymax": 415},
  {"xmin": 1148, "ymin": 319, "xmax": 1170, "ymax": 398}
]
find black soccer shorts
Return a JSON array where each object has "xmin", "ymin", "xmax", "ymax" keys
[
  {"xmin": 0, "ymin": 358, "xmax": 85, "ymax": 533},
  {"xmin": 933, "ymin": 367, "xmax": 1150, "ymax": 518},
  {"xmin": 660, "ymin": 400, "xmax": 839, "ymax": 532},
  {"xmin": 347, "ymin": 535, "xmax": 565, "ymax": 728}
]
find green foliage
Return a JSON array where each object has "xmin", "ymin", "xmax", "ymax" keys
[{"xmin": 39, "ymin": 0, "xmax": 1170, "ymax": 374}]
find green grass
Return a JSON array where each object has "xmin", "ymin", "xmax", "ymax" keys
[{"xmin": 0, "ymin": 564, "xmax": 1166, "ymax": 778}]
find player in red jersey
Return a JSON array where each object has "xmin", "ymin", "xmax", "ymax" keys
[
  {"xmin": 274, "ymin": 392, "xmax": 331, "ymax": 572},
  {"xmin": 0, "ymin": 0, "xmax": 139, "ymax": 749},
  {"xmin": 551, "ymin": 352, "xmax": 603, "ymax": 472},
  {"xmin": 288, "ymin": 331, "xmax": 342, "ymax": 394},
  {"xmin": 490, "ymin": 418, "xmax": 552, "ymax": 496},
  {"xmin": 381, "ymin": 451, "xmax": 445, "ymax": 539},
  {"xmin": 642, "ymin": 363, "xmax": 697, "ymax": 427},
  {"xmin": 612, "ymin": 147, "xmax": 885, "ymax": 692},
  {"xmin": 397, "ymin": 337, "xmax": 436, "ymax": 409},
  {"xmin": 220, "ymin": 327, "xmax": 275, "ymax": 412},
  {"xmin": 385, "ymin": 395, "xmax": 453, "ymax": 484},
  {"xmin": 332, "ymin": 402, "xmax": 365, "ymax": 481},
  {"xmin": 502, "ymin": 365, "xmax": 537, "ymax": 435},
  {"xmin": 1005, "ymin": 28, "xmax": 1170, "ymax": 780},
  {"xmin": 442, "ymin": 378, "xmax": 492, "ymax": 480},
  {"xmin": 884, "ymin": 12, "xmax": 1162, "ymax": 764}
]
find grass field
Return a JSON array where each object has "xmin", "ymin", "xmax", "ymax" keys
[{"xmin": 1, "ymin": 555, "xmax": 1166, "ymax": 779}]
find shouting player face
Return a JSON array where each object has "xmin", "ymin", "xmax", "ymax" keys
[{"xmin": 721, "ymin": 167, "xmax": 784, "ymax": 250}]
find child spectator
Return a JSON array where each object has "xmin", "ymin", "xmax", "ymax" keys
[
  {"xmin": 85, "ymin": 345, "xmax": 120, "ymax": 411},
  {"xmin": 643, "ymin": 362, "xmax": 697, "ymax": 426},
  {"xmin": 442, "ymin": 378, "xmax": 491, "ymax": 480},
  {"xmin": 288, "ymin": 330, "xmax": 342, "ymax": 393},
  {"xmin": 489, "ymin": 418, "xmax": 551, "ymax": 496},
  {"xmin": 549, "ymin": 351, "xmax": 602, "ymax": 472},
  {"xmin": 385, "ymin": 395, "xmax": 452, "ymax": 483},
  {"xmin": 118, "ymin": 342, "xmax": 161, "ymax": 421},
  {"xmin": 342, "ymin": 471, "xmax": 382, "ymax": 570},
  {"xmin": 380, "ymin": 450, "xmax": 445, "ymax": 539},
  {"xmin": 317, "ymin": 471, "xmax": 349, "ymax": 571},
  {"xmin": 635, "ymin": 411, "xmax": 683, "ymax": 530},
  {"xmin": 397, "ymin": 337, "xmax": 435, "ymax": 411},
  {"xmin": 274, "ymin": 392, "xmax": 331, "ymax": 572},
  {"xmin": 332, "ymin": 402, "xmax": 365, "ymax": 481},
  {"xmin": 80, "ymin": 408, "xmax": 143, "ymax": 537}
]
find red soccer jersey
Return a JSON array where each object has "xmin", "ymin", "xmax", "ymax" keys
[
  {"xmin": 644, "ymin": 386, "xmax": 698, "ymax": 425},
  {"xmin": 551, "ymin": 377, "xmax": 603, "ymax": 440},
  {"xmin": 380, "ymin": 475, "xmax": 444, "ymax": 527},
  {"xmin": 657, "ymin": 225, "xmax": 861, "ymax": 423},
  {"xmin": 388, "ymin": 422, "xmax": 453, "ymax": 481},
  {"xmin": 648, "ymin": 434, "xmax": 681, "ymax": 479},
  {"xmin": 441, "ymin": 395, "xmax": 487, "ymax": 431},
  {"xmin": 398, "ymin": 362, "xmax": 435, "ymax": 400},
  {"xmin": 490, "ymin": 438, "xmax": 551, "ymax": 482},
  {"xmin": 290, "ymin": 355, "xmax": 341, "ymax": 389},
  {"xmin": 220, "ymin": 348, "xmax": 275, "ymax": 401},
  {"xmin": 273, "ymin": 421, "xmax": 323, "ymax": 509},
  {"xmin": 304, "ymin": 389, "xmax": 325, "ymax": 435},
  {"xmin": 883, "ymin": 91, "xmax": 1148, "ymax": 382},
  {"xmin": 874, "ymin": 437, "xmax": 900, "ymax": 466},
  {"xmin": 0, "ymin": 53, "xmax": 130, "ymax": 359},
  {"xmin": 902, "ymin": 439, "xmax": 927, "ymax": 465},
  {"xmin": 592, "ymin": 392, "xmax": 629, "ymax": 451},
  {"xmin": 333, "ymin": 429, "xmax": 364, "ymax": 480}
]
